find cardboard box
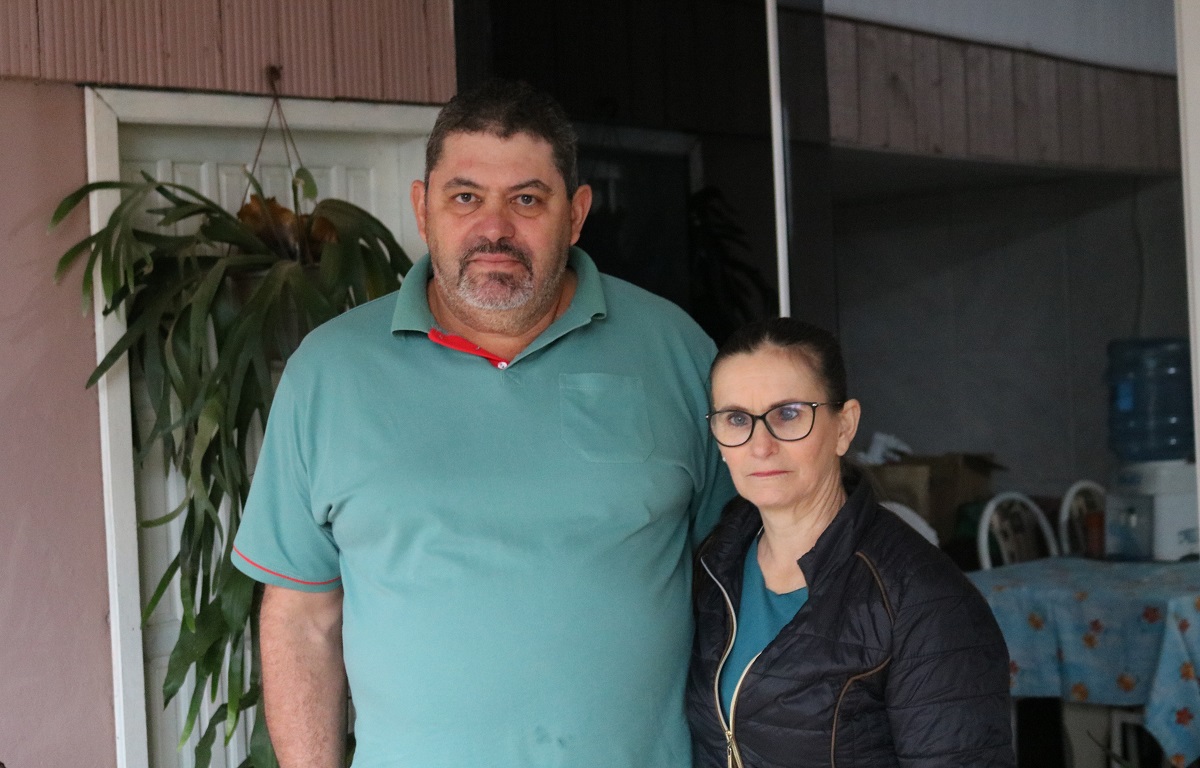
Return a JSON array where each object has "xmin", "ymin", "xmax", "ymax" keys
[{"xmin": 866, "ymin": 453, "xmax": 1004, "ymax": 544}]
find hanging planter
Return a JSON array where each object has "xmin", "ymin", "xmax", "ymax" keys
[{"xmin": 51, "ymin": 67, "xmax": 407, "ymax": 767}]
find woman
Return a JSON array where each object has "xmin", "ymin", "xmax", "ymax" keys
[{"xmin": 686, "ymin": 318, "xmax": 1013, "ymax": 768}]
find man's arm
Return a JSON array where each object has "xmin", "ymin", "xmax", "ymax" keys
[{"xmin": 260, "ymin": 584, "xmax": 347, "ymax": 768}]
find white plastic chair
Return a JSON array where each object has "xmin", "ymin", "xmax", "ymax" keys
[
  {"xmin": 1057, "ymin": 480, "xmax": 1105, "ymax": 556},
  {"xmin": 977, "ymin": 491, "xmax": 1063, "ymax": 758},
  {"xmin": 977, "ymin": 491, "xmax": 1060, "ymax": 570}
]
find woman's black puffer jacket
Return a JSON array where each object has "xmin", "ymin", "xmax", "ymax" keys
[{"xmin": 686, "ymin": 473, "xmax": 1014, "ymax": 768}]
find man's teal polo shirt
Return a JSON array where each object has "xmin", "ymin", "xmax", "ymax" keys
[{"xmin": 233, "ymin": 248, "xmax": 733, "ymax": 768}]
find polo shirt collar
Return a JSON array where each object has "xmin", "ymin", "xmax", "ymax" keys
[
  {"xmin": 390, "ymin": 247, "xmax": 608, "ymax": 361},
  {"xmin": 390, "ymin": 254, "xmax": 437, "ymax": 333}
]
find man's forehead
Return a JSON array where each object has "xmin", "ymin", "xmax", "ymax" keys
[
  {"xmin": 448, "ymin": 127, "xmax": 551, "ymax": 147},
  {"xmin": 434, "ymin": 130, "xmax": 559, "ymax": 177}
]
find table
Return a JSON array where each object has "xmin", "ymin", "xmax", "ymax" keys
[{"xmin": 968, "ymin": 558, "xmax": 1200, "ymax": 767}]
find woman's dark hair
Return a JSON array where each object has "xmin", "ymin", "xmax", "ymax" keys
[
  {"xmin": 711, "ymin": 317, "xmax": 849, "ymax": 405},
  {"xmin": 425, "ymin": 78, "xmax": 580, "ymax": 197}
]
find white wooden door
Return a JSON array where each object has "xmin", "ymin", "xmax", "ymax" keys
[{"xmin": 117, "ymin": 113, "xmax": 428, "ymax": 768}]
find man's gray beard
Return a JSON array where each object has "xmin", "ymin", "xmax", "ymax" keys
[
  {"xmin": 455, "ymin": 268, "xmax": 535, "ymax": 311},
  {"xmin": 446, "ymin": 240, "xmax": 538, "ymax": 311}
]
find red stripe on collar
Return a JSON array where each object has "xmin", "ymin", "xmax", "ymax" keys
[{"xmin": 427, "ymin": 328, "xmax": 510, "ymax": 369}]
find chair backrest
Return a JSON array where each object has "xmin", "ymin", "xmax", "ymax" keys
[
  {"xmin": 880, "ymin": 500, "xmax": 939, "ymax": 546},
  {"xmin": 977, "ymin": 491, "xmax": 1060, "ymax": 570},
  {"xmin": 1057, "ymin": 480, "xmax": 1105, "ymax": 555}
]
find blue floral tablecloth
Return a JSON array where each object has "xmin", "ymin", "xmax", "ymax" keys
[{"xmin": 968, "ymin": 558, "xmax": 1200, "ymax": 767}]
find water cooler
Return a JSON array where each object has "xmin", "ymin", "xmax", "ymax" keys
[{"xmin": 1105, "ymin": 338, "xmax": 1200, "ymax": 561}]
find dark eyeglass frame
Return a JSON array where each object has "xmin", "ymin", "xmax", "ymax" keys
[{"xmin": 705, "ymin": 401, "xmax": 844, "ymax": 447}]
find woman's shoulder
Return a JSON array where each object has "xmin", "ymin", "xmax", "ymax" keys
[{"xmin": 858, "ymin": 506, "xmax": 980, "ymax": 599}]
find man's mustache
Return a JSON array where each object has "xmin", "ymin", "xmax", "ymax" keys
[{"xmin": 461, "ymin": 240, "xmax": 533, "ymax": 270}]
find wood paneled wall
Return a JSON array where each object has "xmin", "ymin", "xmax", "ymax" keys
[
  {"xmin": 826, "ymin": 16, "xmax": 1179, "ymax": 172},
  {"xmin": 0, "ymin": 0, "xmax": 455, "ymax": 103}
]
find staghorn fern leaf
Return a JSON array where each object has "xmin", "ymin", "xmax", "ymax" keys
[{"xmin": 51, "ymin": 157, "xmax": 409, "ymax": 768}]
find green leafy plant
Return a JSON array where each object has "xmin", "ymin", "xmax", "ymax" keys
[{"xmin": 50, "ymin": 86, "xmax": 409, "ymax": 767}]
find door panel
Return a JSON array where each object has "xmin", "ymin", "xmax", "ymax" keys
[{"xmin": 121, "ymin": 121, "xmax": 423, "ymax": 768}]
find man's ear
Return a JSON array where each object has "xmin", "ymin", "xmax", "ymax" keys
[
  {"xmin": 411, "ymin": 180, "xmax": 428, "ymax": 242},
  {"xmin": 568, "ymin": 184, "xmax": 593, "ymax": 245}
]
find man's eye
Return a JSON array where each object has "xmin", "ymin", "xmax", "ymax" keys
[
  {"xmin": 454, "ymin": 193, "xmax": 476, "ymax": 204},
  {"xmin": 515, "ymin": 194, "xmax": 537, "ymax": 206}
]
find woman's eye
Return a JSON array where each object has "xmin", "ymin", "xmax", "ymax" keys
[
  {"xmin": 724, "ymin": 412, "xmax": 751, "ymax": 428},
  {"xmin": 776, "ymin": 405, "xmax": 802, "ymax": 422}
]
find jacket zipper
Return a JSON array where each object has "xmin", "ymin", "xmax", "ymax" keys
[
  {"xmin": 726, "ymin": 651, "xmax": 762, "ymax": 768},
  {"xmin": 701, "ymin": 556, "xmax": 759, "ymax": 768}
]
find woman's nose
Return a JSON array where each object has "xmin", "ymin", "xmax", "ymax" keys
[{"xmin": 746, "ymin": 420, "xmax": 778, "ymax": 457}]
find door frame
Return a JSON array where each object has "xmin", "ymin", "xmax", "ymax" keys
[{"xmin": 86, "ymin": 87, "xmax": 439, "ymax": 768}]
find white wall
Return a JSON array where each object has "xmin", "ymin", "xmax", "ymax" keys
[
  {"xmin": 813, "ymin": 0, "xmax": 1176, "ymax": 75},
  {"xmin": 836, "ymin": 175, "xmax": 1188, "ymax": 497}
]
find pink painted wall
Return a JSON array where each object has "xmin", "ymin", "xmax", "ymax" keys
[
  {"xmin": 0, "ymin": 2, "xmax": 455, "ymax": 763},
  {"xmin": 0, "ymin": 79, "xmax": 116, "ymax": 768}
]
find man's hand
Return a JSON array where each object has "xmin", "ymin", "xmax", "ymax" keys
[{"xmin": 260, "ymin": 585, "xmax": 347, "ymax": 767}]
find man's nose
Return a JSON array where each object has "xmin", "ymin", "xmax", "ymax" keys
[{"xmin": 475, "ymin": 198, "xmax": 517, "ymax": 242}]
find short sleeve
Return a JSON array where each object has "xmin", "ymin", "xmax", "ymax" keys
[
  {"xmin": 232, "ymin": 367, "xmax": 341, "ymax": 592},
  {"xmin": 684, "ymin": 332, "xmax": 735, "ymax": 547},
  {"xmin": 690, "ymin": 434, "xmax": 735, "ymax": 547}
]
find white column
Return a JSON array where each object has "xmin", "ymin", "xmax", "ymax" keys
[
  {"xmin": 765, "ymin": 0, "xmax": 791, "ymax": 317},
  {"xmin": 1175, "ymin": 1, "xmax": 1200, "ymax": 529}
]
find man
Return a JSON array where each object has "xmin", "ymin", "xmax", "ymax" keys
[{"xmin": 233, "ymin": 79, "xmax": 733, "ymax": 767}]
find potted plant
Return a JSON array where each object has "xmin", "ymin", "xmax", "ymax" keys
[{"xmin": 50, "ymin": 75, "xmax": 409, "ymax": 767}]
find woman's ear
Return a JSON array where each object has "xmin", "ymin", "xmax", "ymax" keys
[{"xmin": 835, "ymin": 399, "xmax": 861, "ymax": 457}]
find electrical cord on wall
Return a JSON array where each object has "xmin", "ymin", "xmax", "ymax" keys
[{"xmin": 1130, "ymin": 177, "xmax": 1147, "ymax": 338}]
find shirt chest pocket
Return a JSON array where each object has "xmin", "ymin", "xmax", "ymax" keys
[{"xmin": 559, "ymin": 373, "xmax": 655, "ymax": 463}]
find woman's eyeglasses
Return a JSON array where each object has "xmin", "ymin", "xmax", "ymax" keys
[{"xmin": 706, "ymin": 402, "xmax": 843, "ymax": 447}]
